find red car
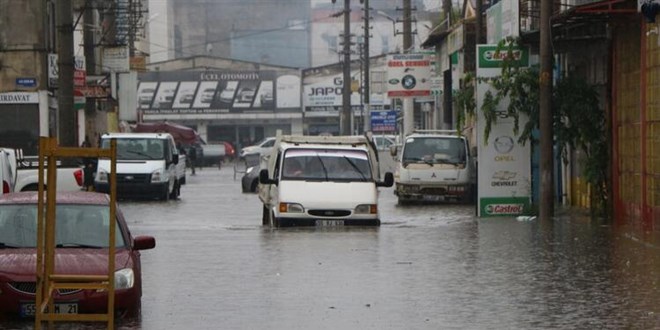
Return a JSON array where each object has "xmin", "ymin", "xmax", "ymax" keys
[{"xmin": 0, "ymin": 191, "xmax": 155, "ymax": 320}]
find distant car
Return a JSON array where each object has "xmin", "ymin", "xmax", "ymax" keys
[
  {"xmin": 260, "ymin": 90, "xmax": 273, "ymax": 106},
  {"xmin": 241, "ymin": 161, "xmax": 261, "ymax": 193},
  {"xmin": 0, "ymin": 191, "xmax": 156, "ymax": 319},
  {"xmin": 373, "ymin": 135, "xmax": 396, "ymax": 151},
  {"xmin": 239, "ymin": 137, "xmax": 276, "ymax": 158},
  {"xmin": 223, "ymin": 141, "xmax": 236, "ymax": 159}
]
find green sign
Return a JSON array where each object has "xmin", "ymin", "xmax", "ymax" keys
[
  {"xmin": 479, "ymin": 197, "xmax": 530, "ymax": 217},
  {"xmin": 477, "ymin": 45, "xmax": 530, "ymax": 69}
]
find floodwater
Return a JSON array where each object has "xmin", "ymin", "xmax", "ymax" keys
[{"xmin": 3, "ymin": 163, "xmax": 659, "ymax": 329}]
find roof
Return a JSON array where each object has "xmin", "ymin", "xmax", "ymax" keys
[
  {"xmin": 279, "ymin": 135, "xmax": 370, "ymax": 146},
  {"xmin": 0, "ymin": 191, "xmax": 110, "ymax": 205},
  {"xmin": 102, "ymin": 132, "xmax": 173, "ymax": 140}
]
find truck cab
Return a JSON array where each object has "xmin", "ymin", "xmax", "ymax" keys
[
  {"xmin": 95, "ymin": 133, "xmax": 182, "ymax": 200},
  {"xmin": 258, "ymin": 134, "xmax": 393, "ymax": 227},
  {"xmin": 391, "ymin": 130, "xmax": 475, "ymax": 204}
]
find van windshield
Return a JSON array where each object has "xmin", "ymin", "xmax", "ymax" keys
[
  {"xmin": 102, "ymin": 138, "xmax": 166, "ymax": 160},
  {"xmin": 402, "ymin": 137, "xmax": 466, "ymax": 165},
  {"xmin": 282, "ymin": 149, "xmax": 372, "ymax": 182}
]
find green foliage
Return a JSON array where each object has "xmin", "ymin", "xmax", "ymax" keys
[{"xmin": 453, "ymin": 38, "xmax": 609, "ymax": 218}]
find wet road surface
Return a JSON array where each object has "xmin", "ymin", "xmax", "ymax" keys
[{"xmin": 3, "ymin": 165, "xmax": 660, "ymax": 329}]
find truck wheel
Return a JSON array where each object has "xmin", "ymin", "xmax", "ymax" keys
[
  {"xmin": 397, "ymin": 196, "xmax": 410, "ymax": 205},
  {"xmin": 169, "ymin": 180, "xmax": 180, "ymax": 199},
  {"xmin": 21, "ymin": 184, "xmax": 41, "ymax": 192}
]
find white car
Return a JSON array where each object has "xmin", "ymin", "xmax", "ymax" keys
[{"xmin": 239, "ymin": 137, "xmax": 276, "ymax": 158}]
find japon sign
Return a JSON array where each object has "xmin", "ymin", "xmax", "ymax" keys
[{"xmin": 386, "ymin": 53, "xmax": 434, "ymax": 98}]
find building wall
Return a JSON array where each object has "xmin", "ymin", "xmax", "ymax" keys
[{"xmin": 613, "ymin": 18, "xmax": 660, "ymax": 230}]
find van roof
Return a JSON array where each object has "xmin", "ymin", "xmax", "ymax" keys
[
  {"xmin": 102, "ymin": 132, "xmax": 172, "ymax": 139},
  {"xmin": 279, "ymin": 135, "xmax": 370, "ymax": 146}
]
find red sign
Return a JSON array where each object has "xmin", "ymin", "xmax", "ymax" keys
[
  {"xmin": 74, "ymin": 69, "xmax": 86, "ymax": 87},
  {"xmin": 78, "ymin": 86, "xmax": 109, "ymax": 98}
]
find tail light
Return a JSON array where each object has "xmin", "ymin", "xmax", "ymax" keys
[
  {"xmin": 74, "ymin": 169, "xmax": 84, "ymax": 186},
  {"xmin": 2, "ymin": 180, "xmax": 9, "ymax": 194}
]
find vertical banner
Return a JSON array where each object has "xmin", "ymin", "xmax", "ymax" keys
[{"xmin": 476, "ymin": 45, "xmax": 531, "ymax": 217}]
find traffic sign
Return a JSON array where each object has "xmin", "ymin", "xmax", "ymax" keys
[{"xmin": 16, "ymin": 78, "xmax": 37, "ymax": 88}]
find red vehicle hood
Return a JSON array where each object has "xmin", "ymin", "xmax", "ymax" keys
[{"xmin": 0, "ymin": 249, "xmax": 133, "ymax": 282}]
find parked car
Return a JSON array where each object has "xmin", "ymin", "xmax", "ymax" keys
[
  {"xmin": 138, "ymin": 88, "xmax": 155, "ymax": 108},
  {"xmin": 0, "ymin": 191, "xmax": 156, "ymax": 319},
  {"xmin": 241, "ymin": 157, "xmax": 262, "ymax": 193},
  {"xmin": 372, "ymin": 135, "xmax": 396, "ymax": 151},
  {"xmin": 223, "ymin": 141, "xmax": 236, "ymax": 160},
  {"xmin": 219, "ymin": 85, "xmax": 236, "ymax": 103},
  {"xmin": 200, "ymin": 143, "xmax": 225, "ymax": 167},
  {"xmin": 237, "ymin": 87, "xmax": 255, "ymax": 103},
  {"xmin": 239, "ymin": 137, "xmax": 276, "ymax": 158}
]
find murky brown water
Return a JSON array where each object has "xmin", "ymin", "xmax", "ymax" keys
[{"xmin": 3, "ymin": 165, "xmax": 659, "ymax": 329}]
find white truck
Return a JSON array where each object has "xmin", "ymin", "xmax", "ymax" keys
[
  {"xmin": 391, "ymin": 130, "xmax": 476, "ymax": 204},
  {"xmin": 258, "ymin": 134, "xmax": 393, "ymax": 227},
  {"xmin": 94, "ymin": 132, "xmax": 185, "ymax": 201},
  {"xmin": 0, "ymin": 148, "xmax": 83, "ymax": 193}
]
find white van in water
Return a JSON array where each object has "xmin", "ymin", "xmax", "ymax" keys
[
  {"xmin": 95, "ymin": 133, "xmax": 183, "ymax": 200},
  {"xmin": 391, "ymin": 130, "xmax": 475, "ymax": 204},
  {"xmin": 258, "ymin": 134, "xmax": 393, "ymax": 227}
]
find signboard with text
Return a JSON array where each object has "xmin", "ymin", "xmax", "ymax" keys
[
  {"xmin": 386, "ymin": 53, "xmax": 434, "ymax": 98},
  {"xmin": 476, "ymin": 44, "xmax": 532, "ymax": 217},
  {"xmin": 370, "ymin": 110, "xmax": 397, "ymax": 132}
]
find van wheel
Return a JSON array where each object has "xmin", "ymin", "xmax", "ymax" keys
[
  {"xmin": 262, "ymin": 206, "xmax": 269, "ymax": 226},
  {"xmin": 270, "ymin": 211, "xmax": 280, "ymax": 227},
  {"xmin": 160, "ymin": 185, "xmax": 170, "ymax": 201}
]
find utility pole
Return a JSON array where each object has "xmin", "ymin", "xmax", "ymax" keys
[
  {"xmin": 362, "ymin": 0, "xmax": 371, "ymax": 133},
  {"xmin": 57, "ymin": 0, "xmax": 76, "ymax": 147},
  {"xmin": 84, "ymin": 0, "xmax": 97, "ymax": 143},
  {"xmin": 402, "ymin": 0, "xmax": 414, "ymax": 136},
  {"xmin": 340, "ymin": 0, "xmax": 352, "ymax": 136},
  {"xmin": 539, "ymin": 0, "xmax": 554, "ymax": 220},
  {"xmin": 475, "ymin": 0, "xmax": 483, "ymax": 44}
]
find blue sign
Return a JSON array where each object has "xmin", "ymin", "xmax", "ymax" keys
[
  {"xmin": 371, "ymin": 110, "xmax": 397, "ymax": 132},
  {"xmin": 16, "ymin": 78, "xmax": 37, "ymax": 88}
]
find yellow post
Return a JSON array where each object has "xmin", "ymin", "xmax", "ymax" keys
[{"xmin": 34, "ymin": 137, "xmax": 118, "ymax": 330}]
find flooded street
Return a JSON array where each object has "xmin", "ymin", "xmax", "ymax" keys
[{"xmin": 4, "ymin": 165, "xmax": 660, "ymax": 329}]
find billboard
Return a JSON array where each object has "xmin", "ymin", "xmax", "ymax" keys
[
  {"xmin": 386, "ymin": 53, "xmax": 435, "ymax": 98},
  {"xmin": 476, "ymin": 45, "xmax": 532, "ymax": 217},
  {"xmin": 137, "ymin": 71, "xmax": 301, "ymax": 115}
]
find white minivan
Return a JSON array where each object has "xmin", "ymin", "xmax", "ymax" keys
[
  {"xmin": 258, "ymin": 134, "xmax": 393, "ymax": 227},
  {"xmin": 95, "ymin": 132, "xmax": 183, "ymax": 200}
]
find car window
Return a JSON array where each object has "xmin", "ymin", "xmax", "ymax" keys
[
  {"xmin": 262, "ymin": 139, "xmax": 275, "ymax": 148},
  {"xmin": 0, "ymin": 204, "xmax": 125, "ymax": 248},
  {"xmin": 103, "ymin": 138, "xmax": 166, "ymax": 160}
]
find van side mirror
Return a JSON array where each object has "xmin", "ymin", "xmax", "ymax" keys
[
  {"xmin": 259, "ymin": 168, "xmax": 278, "ymax": 185},
  {"xmin": 377, "ymin": 172, "xmax": 394, "ymax": 187},
  {"xmin": 389, "ymin": 145, "xmax": 398, "ymax": 157}
]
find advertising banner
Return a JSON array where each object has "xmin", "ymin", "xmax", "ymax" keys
[
  {"xmin": 476, "ymin": 44, "xmax": 531, "ymax": 217},
  {"xmin": 302, "ymin": 66, "xmax": 391, "ymax": 116},
  {"xmin": 137, "ymin": 71, "xmax": 301, "ymax": 115},
  {"xmin": 386, "ymin": 53, "xmax": 434, "ymax": 98},
  {"xmin": 370, "ymin": 110, "xmax": 397, "ymax": 132}
]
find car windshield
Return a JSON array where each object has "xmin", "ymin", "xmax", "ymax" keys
[
  {"xmin": 103, "ymin": 138, "xmax": 165, "ymax": 160},
  {"xmin": 402, "ymin": 137, "xmax": 467, "ymax": 165},
  {"xmin": 0, "ymin": 204, "xmax": 125, "ymax": 248},
  {"xmin": 282, "ymin": 149, "xmax": 372, "ymax": 182}
]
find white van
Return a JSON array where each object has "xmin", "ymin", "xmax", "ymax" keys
[
  {"xmin": 95, "ymin": 133, "xmax": 183, "ymax": 200},
  {"xmin": 391, "ymin": 130, "xmax": 475, "ymax": 204},
  {"xmin": 258, "ymin": 134, "xmax": 393, "ymax": 227}
]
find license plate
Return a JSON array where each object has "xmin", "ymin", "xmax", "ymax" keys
[
  {"xmin": 20, "ymin": 302, "xmax": 78, "ymax": 317},
  {"xmin": 316, "ymin": 220, "xmax": 344, "ymax": 226}
]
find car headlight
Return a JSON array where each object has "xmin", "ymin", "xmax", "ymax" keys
[
  {"xmin": 279, "ymin": 203, "xmax": 304, "ymax": 213},
  {"xmin": 151, "ymin": 169, "xmax": 164, "ymax": 183},
  {"xmin": 246, "ymin": 166, "xmax": 255, "ymax": 174},
  {"xmin": 355, "ymin": 204, "xmax": 377, "ymax": 214},
  {"xmin": 114, "ymin": 268, "xmax": 135, "ymax": 290},
  {"xmin": 97, "ymin": 170, "xmax": 108, "ymax": 183}
]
